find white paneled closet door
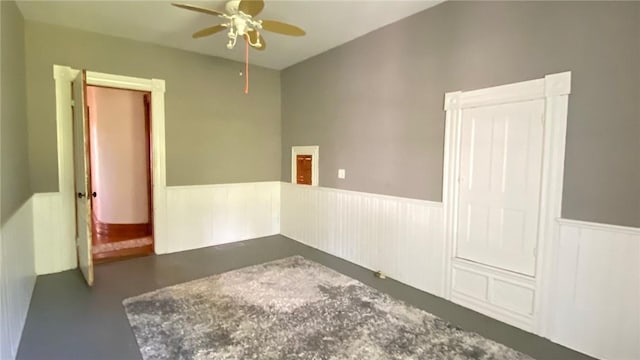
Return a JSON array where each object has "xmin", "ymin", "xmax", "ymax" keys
[{"xmin": 455, "ymin": 99, "xmax": 545, "ymax": 276}]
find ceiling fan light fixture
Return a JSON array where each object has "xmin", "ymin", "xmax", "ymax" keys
[
  {"xmin": 172, "ymin": 0, "xmax": 305, "ymax": 52},
  {"xmin": 172, "ymin": 0, "xmax": 304, "ymax": 93},
  {"xmin": 221, "ymin": 12, "xmax": 263, "ymax": 49}
]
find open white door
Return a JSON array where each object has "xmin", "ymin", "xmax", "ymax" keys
[{"xmin": 72, "ymin": 70, "xmax": 94, "ymax": 286}]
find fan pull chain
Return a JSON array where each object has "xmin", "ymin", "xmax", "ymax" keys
[{"xmin": 244, "ymin": 37, "xmax": 249, "ymax": 94}]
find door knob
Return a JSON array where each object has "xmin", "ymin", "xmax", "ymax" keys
[
  {"xmin": 91, "ymin": 192, "xmax": 97, "ymax": 198},
  {"xmin": 77, "ymin": 192, "xmax": 86, "ymax": 198}
]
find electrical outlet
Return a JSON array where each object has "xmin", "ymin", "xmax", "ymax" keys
[{"xmin": 338, "ymin": 169, "xmax": 346, "ymax": 179}]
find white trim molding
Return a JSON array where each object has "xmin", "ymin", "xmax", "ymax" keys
[
  {"xmin": 534, "ymin": 72, "xmax": 571, "ymax": 336},
  {"xmin": 51, "ymin": 65, "xmax": 81, "ymax": 274},
  {"xmin": 556, "ymin": 218, "xmax": 640, "ymax": 236},
  {"xmin": 85, "ymin": 72, "xmax": 166, "ymax": 93},
  {"xmin": 50, "ymin": 65, "xmax": 167, "ymax": 267},
  {"xmin": 442, "ymin": 72, "xmax": 572, "ymax": 333},
  {"xmin": 291, "ymin": 145, "xmax": 319, "ymax": 186}
]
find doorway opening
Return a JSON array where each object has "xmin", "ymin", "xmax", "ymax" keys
[
  {"xmin": 85, "ymin": 85, "xmax": 154, "ymax": 262},
  {"xmin": 54, "ymin": 65, "xmax": 166, "ymax": 286}
]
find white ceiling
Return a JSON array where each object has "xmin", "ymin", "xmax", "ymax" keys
[{"xmin": 17, "ymin": 0, "xmax": 443, "ymax": 70}]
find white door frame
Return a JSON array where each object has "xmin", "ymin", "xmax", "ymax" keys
[
  {"xmin": 442, "ymin": 72, "xmax": 571, "ymax": 335},
  {"xmin": 53, "ymin": 65, "xmax": 168, "ymax": 258}
]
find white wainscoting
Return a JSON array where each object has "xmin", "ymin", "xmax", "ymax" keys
[
  {"xmin": 546, "ymin": 219, "xmax": 640, "ymax": 360},
  {"xmin": 32, "ymin": 193, "xmax": 76, "ymax": 275},
  {"xmin": 281, "ymin": 182, "xmax": 640, "ymax": 359},
  {"xmin": 158, "ymin": 182, "xmax": 281, "ymax": 254},
  {"xmin": 27, "ymin": 180, "xmax": 640, "ymax": 360},
  {"xmin": 280, "ymin": 182, "xmax": 445, "ymax": 297},
  {"xmin": 0, "ymin": 198, "xmax": 36, "ymax": 359},
  {"xmin": 32, "ymin": 182, "xmax": 281, "ymax": 273}
]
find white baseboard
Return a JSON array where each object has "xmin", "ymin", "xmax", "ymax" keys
[
  {"xmin": 280, "ymin": 182, "xmax": 445, "ymax": 297},
  {"xmin": 0, "ymin": 198, "xmax": 36, "ymax": 359}
]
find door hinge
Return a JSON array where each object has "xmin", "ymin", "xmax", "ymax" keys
[{"xmin": 71, "ymin": 100, "xmax": 75, "ymax": 107}]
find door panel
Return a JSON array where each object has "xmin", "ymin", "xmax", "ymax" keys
[
  {"xmin": 455, "ymin": 100, "xmax": 545, "ymax": 276},
  {"xmin": 296, "ymin": 155, "xmax": 312, "ymax": 185},
  {"xmin": 73, "ymin": 70, "xmax": 94, "ymax": 286}
]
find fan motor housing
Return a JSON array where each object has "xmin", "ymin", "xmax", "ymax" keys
[{"xmin": 225, "ymin": 0, "xmax": 241, "ymax": 15}]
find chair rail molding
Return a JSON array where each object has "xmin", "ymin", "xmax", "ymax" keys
[{"xmin": 442, "ymin": 72, "xmax": 572, "ymax": 334}]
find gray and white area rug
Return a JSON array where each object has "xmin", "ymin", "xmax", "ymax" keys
[{"xmin": 123, "ymin": 256, "xmax": 533, "ymax": 360}]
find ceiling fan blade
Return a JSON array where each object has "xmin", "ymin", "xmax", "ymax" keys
[
  {"xmin": 172, "ymin": 3, "xmax": 224, "ymax": 17},
  {"xmin": 246, "ymin": 30, "xmax": 266, "ymax": 51},
  {"xmin": 238, "ymin": 0, "xmax": 264, "ymax": 17},
  {"xmin": 260, "ymin": 20, "xmax": 305, "ymax": 36},
  {"xmin": 192, "ymin": 24, "xmax": 227, "ymax": 38}
]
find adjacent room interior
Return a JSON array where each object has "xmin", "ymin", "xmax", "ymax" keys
[
  {"xmin": 1, "ymin": 0, "xmax": 639, "ymax": 359},
  {"xmin": 86, "ymin": 85, "xmax": 154, "ymax": 262}
]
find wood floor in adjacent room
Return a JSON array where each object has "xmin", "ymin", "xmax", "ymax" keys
[{"xmin": 17, "ymin": 235, "xmax": 593, "ymax": 360}]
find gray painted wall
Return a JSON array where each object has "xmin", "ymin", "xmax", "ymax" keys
[
  {"xmin": 25, "ymin": 21, "xmax": 281, "ymax": 192},
  {"xmin": 282, "ymin": 1, "xmax": 640, "ymax": 228},
  {"xmin": 1, "ymin": 0, "xmax": 31, "ymax": 223}
]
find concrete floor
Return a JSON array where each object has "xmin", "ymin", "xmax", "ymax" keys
[{"xmin": 17, "ymin": 235, "xmax": 593, "ymax": 360}]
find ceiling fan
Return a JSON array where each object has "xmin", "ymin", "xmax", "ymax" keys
[{"xmin": 172, "ymin": 0, "xmax": 306, "ymax": 51}]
